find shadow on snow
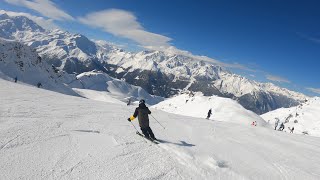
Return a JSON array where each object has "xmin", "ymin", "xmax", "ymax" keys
[{"xmin": 157, "ymin": 139, "xmax": 195, "ymax": 147}]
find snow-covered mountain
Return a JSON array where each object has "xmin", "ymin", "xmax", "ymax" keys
[
  {"xmin": 261, "ymin": 97, "xmax": 320, "ymax": 137},
  {"xmin": 0, "ymin": 12, "xmax": 308, "ymax": 114},
  {"xmin": 0, "ymin": 13, "xmax": 44, "ymax": 38},
  {"xmin": 152, "ymin": 92, "xmax": 268, "ymax": 126},
  {"xmin": 99, "ymin": 48, "xmax": 307, "ymax": 114},
  {"xmin": 2, "ymin": 78, "xmax": 320, "ymax": 179},
  {"xmin": 0, "ymin": 38, "xmax": 162, "ymax": 105},
  {"xmin": 0, "ymin": 38, "xmax": 77, "ymax": 96}
]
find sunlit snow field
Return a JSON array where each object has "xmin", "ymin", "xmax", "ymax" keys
[{"xmin": 1, "ymin": 79, "xmax": 320, "ymax": 180}]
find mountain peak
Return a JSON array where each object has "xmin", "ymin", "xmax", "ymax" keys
[
  {"xmin": 0, "ymin": 13, "xmax": 10, "ymax": 20},
  {"xmin": 0, "ymin": 14, "xmax": 45, "ymax": 39}
]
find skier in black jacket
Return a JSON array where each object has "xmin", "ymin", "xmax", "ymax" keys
[
  {"xmin": 206, "ymin": 108, "xmax": 212, "ymax": 119},
  {"xmin": 128, "ymin": 99, "xmax": 156, "ymax": 140}
]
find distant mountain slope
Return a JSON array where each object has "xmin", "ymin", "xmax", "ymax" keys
[
  {"xmin": 0, "ymin": 38, "xmax": 163, "ymax": 105},
  {"xmin": 261, "ymin": 97, "xmax": 320, "ymax": 137},
  {"xmin": 0, "ymin": 13, "xmax": 44, "ymax": 38},
  {"xmin": 0, "ymin": 13, "xmax": 308, "ymax": 114},
  {"xmin": 0, "ymin": 38, "xmax": 77, "ymax": 96}
]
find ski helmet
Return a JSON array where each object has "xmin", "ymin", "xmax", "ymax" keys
[{"xmin": 139, "ymin": 99, "xmax": 145, "ymax": 104}]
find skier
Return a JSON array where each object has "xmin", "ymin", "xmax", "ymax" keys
[
  {"xmin": 278, "ymin": 123, "xmax": 285, "ymax": 131},
  {"xmin": 37, "ymin": 82, "xmax": 42, "ymax": 88},
  {"xmin": 14, "ymin": 76, "xmax": 17, "ymax": 83},
  {"xmin": 275, "ymin": 118, "xmax": 280, "ymax": 130},
  {"xmin": 290, "ymin": 127, "xmax": 294, "ymax": 133},
  {"xmin": 128, "ymin": 99, "xmax": 157, "ymax": 140},
  {"xmin": 206, "ymin": 108, "xmax": 212, "ymax": 119},
  {"xmin": 127, "ymin": 98, "xmax": 131, "ymax": 106}
]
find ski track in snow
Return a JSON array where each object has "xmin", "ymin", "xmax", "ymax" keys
[{"xmin": 1, "ymin": 79, "xmax": 320, "ymax": 180}]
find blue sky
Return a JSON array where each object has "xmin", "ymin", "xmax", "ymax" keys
[{"xmin": 1, "ymin": 0, "xmax": 320, "ymax": 96}]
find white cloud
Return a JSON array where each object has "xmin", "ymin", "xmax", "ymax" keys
[
  {"xmin": 79, "ymin": 9, "xmax": 255, "ymax": 71},
  {"xmin": 266, "ymin": 74, "xmax": 291, "ymax": 83},
  {"xmin": 0, "ymin": 9, "xmax": 58, "ymax": 29},
  {"xmin": 4, "ymin": 0, "xmax": 74, "ymax": 21},
  {"xmin": 78, "ymin": 9, "xmax": 171, "ymax": 47},
  {"xmin": 306, "ymin": 87, "xmax": 320, "ymax": 94}
]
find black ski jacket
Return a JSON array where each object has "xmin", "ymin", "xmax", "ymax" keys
[{"xmin": 133, "ymin": 103, "xmax": 151, "ymax": 128}]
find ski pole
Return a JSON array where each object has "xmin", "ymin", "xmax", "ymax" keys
[
  {"xmin": 130, "ymin": 121, "xmax": 148, "ymax": 143},
  {"xmin": 150, "ymin": 114, "xmax": 166, "ymax": 129},
  {"xmin": 130, "ymin": 121, "xmax": 139, "ymax": 132}
]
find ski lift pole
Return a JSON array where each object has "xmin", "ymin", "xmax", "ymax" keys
[{"xmin": 150, "ymin": 114, "xmax": 166, "ymax": 129}]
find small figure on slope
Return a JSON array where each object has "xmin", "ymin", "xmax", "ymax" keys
[
  {"xmin": 14, "ymin": 76, "xmax": 17, "ymax": 83},
  {"xmin": 251, "ymin": 121, "xmax": 257, "ymax": 126},
  {"xmin": 274, "ymin": 118, "xmax": 280, "ymax": 130},
  {"xmin": 37, "ymin": 82, "xmax": 42, "ymax": 88},
  {"xmin": 127, "ymin": 98, "xmax": 131, "ymax": 106},
  {"xmin": 278, "ymin": 123, "xmax": 285, "ymax": 131},
  {"xmin": 206, "ymin": 108, "xmax": 212, "ymax": 119},
  {"xmin": 290, "ymin": 127, "xmax": 294, "ymax": 133},
  {"xmin": 128, "ymin": 99, "xmax": 157, "ymax": 140}
]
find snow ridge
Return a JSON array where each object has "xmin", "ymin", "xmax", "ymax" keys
[{"xmin": 261, "ymin": 97, "xmax": 320, "ymax": 137}]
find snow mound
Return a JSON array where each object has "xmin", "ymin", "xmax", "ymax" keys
[
  {"xmin": 261, "ymin": 97, "xmax": 320, "ymax": 137},
  {"xmin": 152, "ymin": 92, "xmax": 268, "ymax": 126},
  {"xmin": 69, "ymin": 71, "xmax": 164, "ymax": 105}
]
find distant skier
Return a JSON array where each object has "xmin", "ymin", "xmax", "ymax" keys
[
  {"xmin": 251, "ymin": 121, "xmax": 257, "ymax": 126},
  {"xmin": 127, "ymin": 98, "xmax": 131, "ymax": 106},
  {"xmin": 290, "ymin": 127, "xmax": 294, "ymax": 133},
  {"xmin": 278, "ymin": 123, "xmax": 285, "ymax": 131},
  {"xmin": 274, "ymin": 118, "xmax": 280, "ymax": 130},
  {"xmin": 128, "ymin": 99, "xmax": 157, "ymax": 140},
  {"xmin": 206, "ymin": 108, "xmax": 212, "ymax": 119},
  {"xmin": 37, "ymin": 82, "xmax": 42, "ymax": 88}
]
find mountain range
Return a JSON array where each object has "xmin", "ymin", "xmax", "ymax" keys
[{"xmin": 0, "ymin": 12, "xmax": 308, "ymax": 114}]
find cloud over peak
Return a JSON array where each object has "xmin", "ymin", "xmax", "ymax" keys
[
  {"xmin": 4, "ymin": 0, "xmax": 74, "ymax": 21},
  {"xmin": 78, "ymin": 9, "xmax": 171, "ymax": 47},
  {"xmin": 0, "ymin": 10, "xmax": 58, "ymax": 29},
  {"xmin": 306, "ymin": 87, "xmax": 320, "ymax": 95},
  {"xmin": 266, "ymin": 74, "xmax": 291, "ymax": 83}
]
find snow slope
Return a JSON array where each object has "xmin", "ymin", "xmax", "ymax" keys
[
  {"xmin": 261, "ymin": 97, "xmax": 320, "ymax": 137},
  {"xmin": 152, "ymin": 92, "xmax": 268, "ymax": 127},
  {"xmin": 1, "ymin": 79, "xmax": 320, "ymax": 180}
]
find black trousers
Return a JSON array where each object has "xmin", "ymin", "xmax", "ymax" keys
[{"xmin": 141, "ymin": 127, "xmax": 155, "ymax": 139}]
